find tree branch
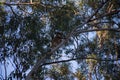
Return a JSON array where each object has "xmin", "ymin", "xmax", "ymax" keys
[
  {"xmin": 26, "ymin": 27, "xmax": 120, "ymax": 79},
  {"xmin": 75, "ymin": 28, "xmax": 120, "ymax": 35},
  {"xmin": 1, "ymin": 2, "xmax": 41, "ymax": 5},
  {"xmin": 90, "ymin": 9, "xmax": 120, "ymax": 22},
  {"xmin": 26, "ymin": 40, "xmax": 67, "ymax": 80},
  {"xmin": 87, "ymin": 0, "xmax": 110, "ymax": 22},
  {"xmin": 6, "ymin": 4, "xmax": 19, "ymax": 17},
  {"xmin": 41, "ymin": 57, "xmax": 120, "ymax": 66},
  {"xmin": 26, "ymin": 1, "xmax": 112, "ymax": 79},
  {"xmin": 1, "ymin": 2, "xmax": 59, "ymax": 8}
]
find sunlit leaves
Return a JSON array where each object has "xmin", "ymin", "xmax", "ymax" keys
[
  {"xmin": 73, "ymin": 70, "xmax": 85, "ymax": 80},
  {"xmin": 86, "ymin": 54, "xmax": 97, "ymax": 72},
  {"xmin": 47, "ymin": 63, "xmax": 72, "ymax": 79}
]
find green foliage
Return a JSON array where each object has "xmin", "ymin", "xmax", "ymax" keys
[
  {"xmin": 0, "ymin": 0, "xmax": 120, "ymax": 80},
  {"xmin": 47, "ymin": 63, "xmax": 74, "ymax": 80},
  {"xmin": 86, "ymin": 54, "xmax": 97, "ymax": 72},
  {"xmin": 50, "ymin": 2, "xmax": 78, "ymax": 32},
  {"xmin": 73, "ymin": 70, "xmax": 85, "ymax": 80}
]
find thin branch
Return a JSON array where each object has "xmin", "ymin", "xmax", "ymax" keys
[
  {"xmin": 1, "ymin": 2, "xmax": 58, "ymax": 8},
  {"xmin": 3, "ymin": 58, "xmax": 7, "ymax": 80},
  {"xmin": 1, "ymin": 2, "xmax": 41, "ymax": 5},
  {"xmin": 41, "ymin": 57, "xmax": 120, "ymax": 66},
  {"xmin": 0, "ymin": 74, "xmax": 4, "ymax": 80},
  {"xmin": 26, "ymin": 40, "xmax": 67, "ymax": 80},
  {"xmin": 8, "ymin": 57, "xmax": 16, "ymax": 69},
  {"xmin": 17, "ymin": 5, "xmax": 33, "ymax": 14},
  {"xmin": 75, "ymin": 28, "xmax": 120, "ymax": 35},
  {"xmin": 87, "ymin": 0, "xmax": 110, "ymax": 22},
  {"xmin": 88, "ymin": 21, "xmax": 115, "ymax": 28},
  {"xmin": 90, "ymin": 9, "xmax": 120, "ymax": 22},
  {"xmin": 6, "ymin": 4, "xmax": 19, "ymax": 17},
  {"xmin": 74, "ymin": 0, "xmax": 110, "ymax": 32},
  {"xmin": 94, "ymin": 66, "xmax": 99, "ymax": 80}
]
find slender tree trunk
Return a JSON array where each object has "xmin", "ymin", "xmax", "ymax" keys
[{"xmin": 89, "ymin": 72, "xmax": 92, "ymax": 80}]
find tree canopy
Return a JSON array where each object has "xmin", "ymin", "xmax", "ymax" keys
[{"xmin": 0, "ymin": 0, "xmax": 120, "ymax": 80}]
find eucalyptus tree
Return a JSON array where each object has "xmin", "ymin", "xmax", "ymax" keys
[{"xmin": 0, "ymin": 0, "xmax": 120, "ymax": 80}]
